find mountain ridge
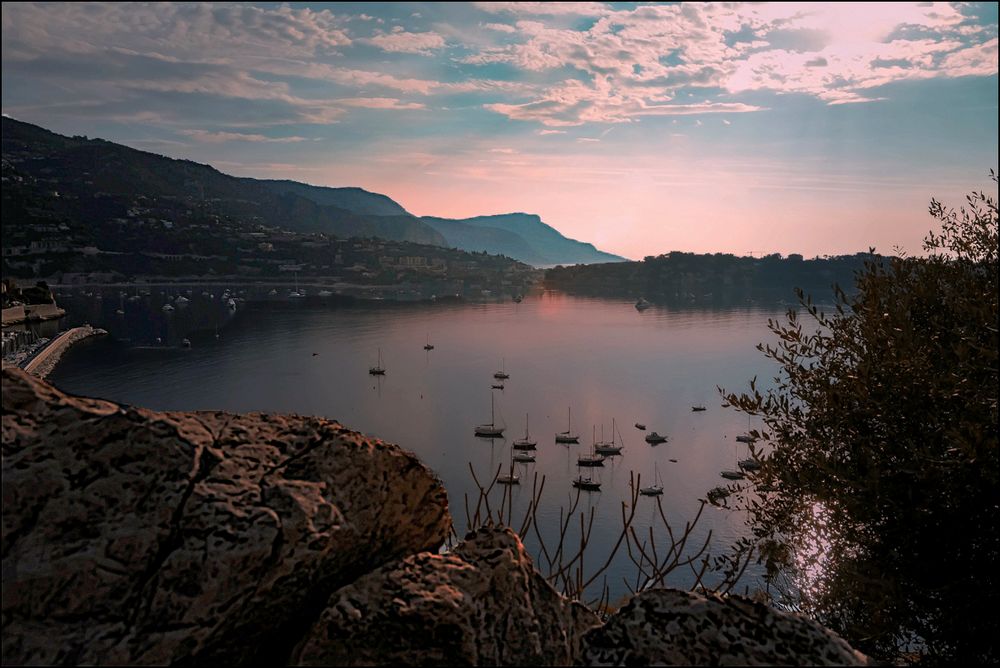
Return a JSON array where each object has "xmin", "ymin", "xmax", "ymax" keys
[{"xmin": 2, "ymin": 116, "xmax": 624, "ymax": 265}]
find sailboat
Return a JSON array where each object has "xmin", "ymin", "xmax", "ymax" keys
[
  {"xmin": 289, "ymin": 272, "xmax": 305, "ymax": 299},
  {"xmin": 707, "ymin": 486, "xmax": 731, "ymax": 504},
  {"xmin": 498, "ymin": 446, "xmax": 519, "ymax": 485},
  {"xmin": 572, "ymin": 464, "xmax": 601, "ymax": 491},
  {"xmin": 474, "ymin": 392, "xmax": 505, "ymax": 437},
  {"xmin": 555, "ymin": 407, "xmax": 580, "ymax": 444},
  {"xmin": 513, "ymin": 414, "xmax": 537, "ymax": 450},
  {"xmin": 493, "ymin": 358, "xmax": 509, "ymax": 380},
  {"xmin": 645, "ymin": 431, "xmax": 667, "ymax": 444},
  {"xmin": 737, "ymin": 432, "xmax": 761, "ymax": 471},
  {"xmin": 639, "ymin": 462, "xmax": 664, "ymax": 496},
  {"xmin": 423, "ymin": 333, "xmax": 434, "ymax": 351},
  {"xmin": 594, "ymin": 418, "xmax": 624, "ymax": 456},
  {"xmin": 368, "ymin": 348, "xmax": 386, "ymax": 375},
  {"xmin": 736, "ymin": 414, "xmax": 757, "ymax": 443},
  {"xmin": 720, "ymin": 440, "xmax": 746, "ymax": 480},
  {"xmin": 578, "ymin": 426, "xmax": 606, "ymax": 467}
]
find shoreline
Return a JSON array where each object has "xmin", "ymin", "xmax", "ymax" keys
[{"xmin": 19, "ymin": 325, "xmax": 107, "ymax": 380}]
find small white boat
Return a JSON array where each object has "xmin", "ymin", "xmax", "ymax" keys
[
  {"xmin": 572, "ymin": 473, "xmax": 601, "ymax": 491},
  {"xmin": 423, "ymin": 333, "xmax": 434, "ymax": 351},
  {"xmin": 738, "ymin": 458, "xmax": 761, "ymax": 472},
  {"xmin": 595, "ymin": 419, "xmax": 624, "ymax": 456},
  {"xmin": 491, "ymin": 383, "xmax": 504, "ymax": 390},
  {"xmin": 635, "ymin": 422, "xmax": 646, "ymax": 430},
  {"xmin": 289, "ymin": 291, "xmax": 305, "ymax": 299},
  {"xmin": 498, "ymin": 448, "xmax": 519, "ymax": 485},
  {"xmin": 513, "ymin": 452, "xmax": 535, "ymax": 463},
  {"xmin": 318, "ymin": 290, "xmax": 333, "ymax": 297},
  {"xmin": 513, "ymin": 414, "xmax": 537, "ymax": 450},
  {"xmin": 645, "ymin": 431, "xmax": 667, "ymax": 444},
  {"xmin": 161, "ymin": 304, "xmax": 175, "ymax": 312},
  {"xmin": 493, "ymin": 357, "xmax": 509, "ymax": 380},
  {"xmin": 181, "ymin": 338, "xmax": 191, "ymax": 348},
  {"xmin": 691, "ymin": 405, "xmax": 707, "ymax": 412},
  {"xmin": 707, "ymin": 486, "xmax": 731, "ymax": 504},
  {"xmin": 639, "ymin": 462, "xmax": 664, "ymax": 496},
  {"xmin": 720, "ymin": 470, "xmax": 746, "ymax": 480},
  {"xmin": 474, "ymin": 392, "xmax": 505, "ymax": 437},
  {"xmin": 578, "ymin": 427, "xmax": 606, "ymax": 467},
  {"xmin": 555, "ymin": 407, "xmax": 580, "ymax": 444},
  {"xmin": 513, "ymin": 294, "xmax": 523, "ymax": 303},
  {"xmin": 227, "ymin": 298, "xmax": 237, "ymax": 310},
  {"xmin": 635, "ymin": 297, "xmax": 651, "ymax": 311},
  {"xmin": 368, "ymin": 348, "xmax": 386, "ymax": 375},
  {"xmin": 175, "ymin": 295, "xmax": 190, "ymax": 305},
  {"xmin": 268, "ymin": 289, "xmax": 278, "ymax": 296}
]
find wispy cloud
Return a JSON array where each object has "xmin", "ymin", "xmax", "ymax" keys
[
  {"xmin": 180, "ymin": 130, "xmax": 316, "ymax": 143},
  {"xmin": 364, "ymin": 28, "xmax": 446, "ymax": 55}
]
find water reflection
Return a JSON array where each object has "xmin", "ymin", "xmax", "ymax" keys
[{"xmin": 49, "ymin": 290, "xmax": 784, "ymax": 601}]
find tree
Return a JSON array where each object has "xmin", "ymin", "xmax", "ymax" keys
[{"xmin": 721, "ymin": 172, "xmax": 998, "ymax": 663}]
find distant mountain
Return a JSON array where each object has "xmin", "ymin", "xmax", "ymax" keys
[
  {"xmin": 2, "ymin": 117, "xmax": 625, "ymax": 265},
  {"xmin": 1, "ymin": 117, "xmax": 444, "ymax": 245},
  {"xmin": 421, "ymin": 214, "xmax": 625, "ymax": 266}
]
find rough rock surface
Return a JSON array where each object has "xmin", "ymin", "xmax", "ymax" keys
[
  {"xmin": 1, "ymin": 368, "xmax": 451, "ymax": 666},
  {"xmin": 580, "ymin": 588, "xmax": 870, "ymax": 666},
  {"xmin": 292, "ymin": 526, "xmax": 601, "ymax": 666}
]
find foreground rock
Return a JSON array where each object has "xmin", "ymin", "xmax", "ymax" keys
[
  {"xmin": 581, "ymin": 588, "xmax": 870, "ymax": 666},
  {"xmin": 292, "ymin": 526, "xmax": 601, "ymax": 666},
  {"xmin": 1, "ymin": 368, "xmax": 451, "ymax": 665}
]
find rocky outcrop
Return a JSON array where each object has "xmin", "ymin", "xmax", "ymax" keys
[
  {"xmin": 1, "ymin": 368, "xmax": 451, "ymax": 665},
  {"xmin": 580, "ymin": 588, "xmax": 870, "ymax": 666},
  {"xmin": 292, "ymin": 526, "xmax": 601, "ymax": 666},
  {"xmin": 2, "ymin": 368, "xmax": 871, "ymax": 666}
]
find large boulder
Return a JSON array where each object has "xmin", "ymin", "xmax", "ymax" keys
[
  {"xmin": 292, "ymin": 526, "xmax": 601, "ymax": 666},
  {"xmin": 1, "ymin": 368, "xmax": 451, "ymax": 665},
  {"xmin": 580, "ymin": 588, "xmax": 870, "ymax": 666}
]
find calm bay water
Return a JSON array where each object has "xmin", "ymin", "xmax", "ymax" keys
[{"xmin": 49, "ymin": 290, "xmax": 783, "ymax": 602}]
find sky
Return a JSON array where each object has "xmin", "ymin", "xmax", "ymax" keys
[{"xmin": 2, "ymin": 2, "xmax": 997, "ymax": 260}]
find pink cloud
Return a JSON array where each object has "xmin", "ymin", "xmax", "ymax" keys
[
  {"xmin": 467, "ymin": 2, "xmax": 996, "ymax": 123},
  {"xmin": 364, "ymin": 30, "xmax": 446, "ymax": 55},
  {"xmin": 473, "ymin": 2, "xmax": 611, "ymax": 17},
  {"xmin": 180, "ymin": 130, "xmax": 314, "ymax": 143}
]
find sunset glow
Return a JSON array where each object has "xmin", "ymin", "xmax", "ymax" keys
[{"xmin": 3, "ymin": 2, "xmax": 996, "ymax": 259}]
